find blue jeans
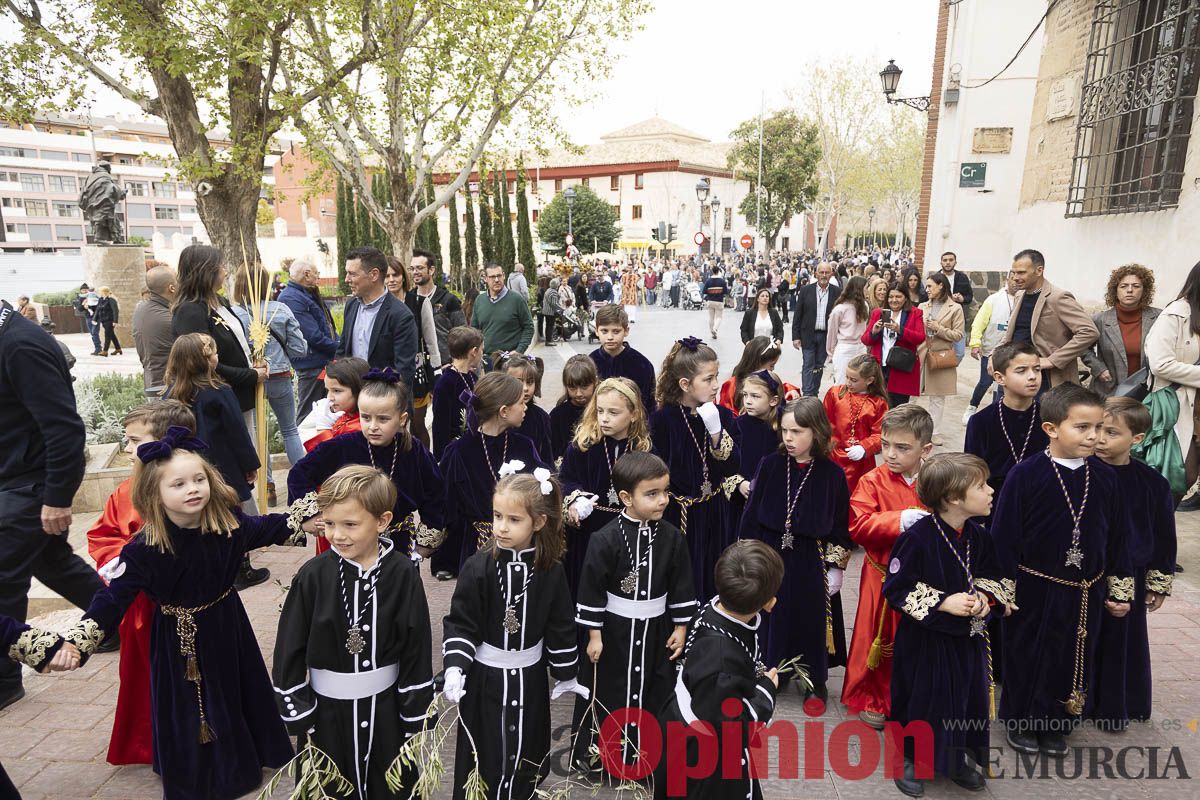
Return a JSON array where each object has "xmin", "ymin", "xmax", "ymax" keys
[
  {"xmin": 801, "ymin": 338, "xmax": 827, "ymax": 397},
  {"xmin": 264, "ymin": 376, "xmax": 305, "ymax": 465},
  {"xmin": 954, "ymin": 337, "xmax": 966, "ymax": 363},
  {"xmin": 87, "ymin": 318, "xmax": 101, "ymax": 352},
  {"xmin": 970, "ymin": 355, "xmax": 994, "ymax": 407}
]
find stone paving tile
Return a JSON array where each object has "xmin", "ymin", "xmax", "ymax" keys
[{"xmin": 4, "ymin": 307, "xmax": 1200, "ymax": 799}]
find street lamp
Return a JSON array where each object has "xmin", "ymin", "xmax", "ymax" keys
[
  {"xmin": 695, "ymin": 179, "xmax": 710, "ymax": 255},
  {"xmin": 563, "ymin": 186, "xmax": 576, "ymax": 238},
  {"xmin": 868, "ymin": 206, "xmax": 876, "ymax": 249},
  {"xmin": 879, "ymin": 60, "xmax": 931, "ymax": 112},
  {"xmin": 710, "ymin": 195, "xmax": 721, "ymax": 255}
]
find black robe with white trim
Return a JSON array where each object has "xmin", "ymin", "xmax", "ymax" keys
[
  {"xmin": 572, "ymin": 514, "xmax": 698, "ymax": 772},
  {"xmin": 272, "ymin": 537, "xmax": 434, "ymax": 799},
  {"xmin": 442, "ymin": 546, "xmax": 578, "ymax": 800}
]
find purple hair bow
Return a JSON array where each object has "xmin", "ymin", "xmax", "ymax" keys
[
  {"xmin": 753, "ymin": 369, "xmax": 780, "ymax": 393},
  {"xmin": 136, "ymin": 426, "xmax": 209, "ymax": 464},
  {"xmin": 364, "ymin": 367, "xmax": 402, "ymax": 383},
  {"xmin": 677, "ymin": 336, "xmax": 704, "ymax": 351}
]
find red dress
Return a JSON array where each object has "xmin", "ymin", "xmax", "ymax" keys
[
  {"xmin": 860, "ymin": 307, "xmax": 926, "ymax": 397},
  {"xmin": 305, "ymin": 413, "xmax": 361, "ymax": 555},
  {"xmin": 86, "ymin": 479, "xmax": 152, "ymax": 765},
  {"xmin": 842, "ymin": 465, "xmax": 926, "ymax": 716},
  {"xmin": 822, "ymin": 386, "xmax": 887, "ymax": 494}
]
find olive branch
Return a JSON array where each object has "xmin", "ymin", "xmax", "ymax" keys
[{"xmin": 255, "ymin": 739, "xmax": 353, "ymax": 800}]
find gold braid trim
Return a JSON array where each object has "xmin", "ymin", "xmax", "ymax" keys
[
  {"xmin": 285, "ymin": 492, "xmax": 320, "ymax": 546},
  {"xmin": 411, "ymin": 517, "xmax": 446, "ymax": 549},
  {"xmin": 473, "ymin": 521, "xmax": 494, "ymax": 550},
  {"xmin": 824, "ymin": 543, "xmax": 852, "ymax": 570},
  {"xmin": 900, "ymin": 582, "xmax": 943, "ymax": 621},
  {"xmin": 1107, "ymin": 576, "xmax": 1135, "ymax": 603},
  {"xmin": 722, "ymin": 474, "xmax": 745, "ymax": 500},
  {"xmin": 975, "ymin": 578, "xmax": 1013, "ymax": 607},
  {"xmin": 8, "ymin": 627, "xmax": 62, "ymax": 670},
  {"xmin": 709, "ymin": 430, "xmax": 734, "ymax": 461},
  {"xmin": 62, "ymin": 618, "xmax": 105, "ymax": 656},
  {"xmin": 562, "ymin": 489, "xmax": 588, "ymax": 525},
  {"xmin": 1145, "ymin": 569, "xmax": 1174, "ymax": 596}
]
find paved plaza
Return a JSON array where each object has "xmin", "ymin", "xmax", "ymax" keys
[{"xmin": 5, "ymin": 305, "xmax": 1198, "ymax": 799}]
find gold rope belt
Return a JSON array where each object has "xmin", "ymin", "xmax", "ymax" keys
[
  {"xmin": 161, "ymin": 586, "xmax": 232, "ymax": 744},
  {"xmin": 1017, "ymin": 565, "xmax": 1103, "ymax": 716},
  {"xmin": 473, "ymin": 521, "xmax": 494, "ymax": 550},
  {"xmin": 669, "ymin": 491, "xmax": 715, "ymax": 537},
  {"xmin": 863, "ymin": 552, "xmax": 893, "ymax": 669}
]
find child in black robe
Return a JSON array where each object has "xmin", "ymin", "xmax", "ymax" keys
[
  {"xmin": 495, "ymin": 351, "xmax": 553, "ymax": 464},
  {"xmin": 884, "ymin": 453, "xmax": 1009, "ymax": 796},
  {"xmin": 431, "ymin": 325, "xmax": 482, "ymax": 460},
  {"xmin": 590, "ymin": 304, "xmax": 657, "ymax": 413},
  {"xmin": 441, "ymin": 472, "xmax": 582, "ymax": 800},
  {"xmin": 273, "ymin": 466, "xmax": 433, "ymax": 799},
  {"xmin": 573, "ymin": 452, "xmax": 697, "ymax": 777},
  {"xmin": 653, "ymin": 540, "xmax": 783, "ymax": 800},
  {"xmin": 1090, "ymin": 397, "xmax": 1177, "ymax": 729},
  {"xmin": 549, "ymin": 355, "xmax": 597, "ymax": 463}
]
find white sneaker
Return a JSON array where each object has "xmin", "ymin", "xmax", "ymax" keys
[{"xmin": 961, "ymin": 406, "xmax": 977, "ymax": 425}]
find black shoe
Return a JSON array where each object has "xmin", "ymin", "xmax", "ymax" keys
[
  {"xmin": 1006, "ymin": 729, "xmax": 1039, "ymax": 755},
  {"xmin": 1038, "ymin": 731, "xmax": 1069, "ymax": 758},
  {"xmin": 951, "ymin": 764, "xmax": 986, "ymax": 791},
  {"xmin": 1178, "ymin": 494, "xmax": 1200, "ymax": 511},
  {"xmin": 95, "ymin": 632, "xmax": 121, "ymax": 653},
  {"xmin": 234, "ymin": 558, "xmax": 271, "ymax": 591},
  {"xmin": 894, "ymin": 758, "xmax": 924, "ymax": 797},
  {"xmin": 572, "ymin": 755, "xmax": 602, "ymax": 776},
  {"xmin": 435, "ymin": 570, "xmax": 455, "ymax": 581},
  {"xmin": 0, "ymin": 686, "xmax": 24, "ymax": 712}
]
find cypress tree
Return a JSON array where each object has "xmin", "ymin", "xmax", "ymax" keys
[
  {"xmin": 355, "ymin": 180, "xmax": 372, "ymax": 256},
  {"xmin": 478, "ymin": 170, "xmax": 494, "ymax": 265},
  {"xmin": 335, "ymin": 176, "xmax": 354, "ymax": 292},
  {"xmin": 448, "ymin": 191, "xmax": 462, "ymax": 288},
  {"xmin": 463, "ymin": 189, "xmax": 479, "ymax": 289},
  {"xmin": 515, "ymin": 160, "xmax": 536, "ymax": 286},
  {"xmin": 423, "ymin": 175, "xmax": 441, "ymax": 265}
]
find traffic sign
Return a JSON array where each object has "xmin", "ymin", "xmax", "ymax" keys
[
  {"xmin": 740, "ymin": 234, "xmax": 754, "ymax": 250},
  {"xmin": 693, "ymin": 232, "xmax": 707, "ymax": 246},
  {"xmin": 565, "ymin": 233, "xmax": 575, "ymax": 245}
]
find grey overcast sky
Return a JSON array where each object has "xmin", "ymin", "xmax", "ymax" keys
[{"xmin": 560, "ymin": 0, "xmax": 938, "ymax": 144}]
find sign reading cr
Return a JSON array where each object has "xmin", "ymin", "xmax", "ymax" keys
[{"xmin": 960, "ymin": 162, "xmax": 987, "ymax": 188}]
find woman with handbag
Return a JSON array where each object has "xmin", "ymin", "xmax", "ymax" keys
[
  {"xmin": 740, "ymin": 286, "xmax": 784, "ymax": 343},
  {"xmin": 1083, "ymin": 264, "xmax": 1160, "ymax": 397},
  {"xmin": 918, "ymin": 273, "xmax": 964, "ymax": 444},
  {"xmin": 862, "ymin": 283, "xmax": 925, "ymax": 406}
]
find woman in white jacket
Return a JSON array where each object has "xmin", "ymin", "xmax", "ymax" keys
[
  {"xmin": 1145, "ymin": 261, "xmax": 1200, "ymax": 501},
  {"xmin": 962, "ymin": 273, "xmax": 1017, "ymax": 423}
]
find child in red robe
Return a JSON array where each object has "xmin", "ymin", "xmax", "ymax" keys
[
  {"xmin": 87, "ymin": 399, "xmax": 197, "ymax": 765},
  {"xmin": 299, "ymin": 357, "xmax": 367, "ymax": 453},
  {"xmin": 823, "ymin": 352, "xmax": 889, "ymax": 495},
  {"xmin": 844, "ymin": 404, "xmax": 932, "ymax": 729}
]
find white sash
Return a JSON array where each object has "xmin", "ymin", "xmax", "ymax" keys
[
  {"xmin": 311, "ymin": 663, "xmax": 399, "ymax": 700},
  {"xmin": 605, "ymin": 592, "xmax": 667, "ymax": 619},
  {"xmin": 474, "ymin": 640, "xmax": 544, "ymax": 669}
]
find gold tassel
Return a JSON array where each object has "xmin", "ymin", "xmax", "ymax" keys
[
  {"xmin": 988, "ymin": 683, "xmax": 997, "ymax": 721},
  {"xmin": 866, "ymin": 599, "xmax": 890, "ymax": 670},
  {"xmin": 185, "ymin": 655, "xmax": 200, "ymax": 682},
  {"xmin": 826, "ymin": 619, "xmax": 836, "ymax": 655},
  {"xmin": 199, "ymin": 720, "xmax": 215, "ymax": 744}
]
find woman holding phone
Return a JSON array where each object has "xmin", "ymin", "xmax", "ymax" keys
[{"xmin": 862, "ymin": 282, "xmax": 926, "ymax": 406}]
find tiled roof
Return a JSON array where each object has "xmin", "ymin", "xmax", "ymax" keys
[
  {"xmin": 522, "ymin": 118, "xmax": 733, "ymax": 172},
  {"xmin": 599, "ymin": 117, "xmax": 710, "ymax": 144}
]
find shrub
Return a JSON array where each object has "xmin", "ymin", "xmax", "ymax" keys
[
  {"xmin": 75, "ymin": 373, "xmax": 148, "ymax": 445},
  {"xmin": 33, "ymin": 290, "xmax": 80, "ymax": 307}
]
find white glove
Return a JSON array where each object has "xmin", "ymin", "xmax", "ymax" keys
[
  {"xmin": 900, "ymin": 508, "xmax": 931, "ymax": 532},
  {"xmin": 826, "ymin": 567, "xmax": 844, "ymax": 596},
  {"xmin": 97, "ymin": 557, "xmax": 125, "ymax": 583},
  {"xmin": 571, "ymin": 495, "xmax": 596, "ymax": 520},
  {"xmin": 443, "ymin": 667, "xmax": 466, "ymax": 704},
  {"xmin": 550, "ymin": 677, "xmax": 591, "ymax": 701},
  {"xmin": 846, "ymin": 444, "xmax": 866, "ymax": 462},
  {"xmin": 696, "ymin": 402, "xmax": 722, "ymax": 435}
]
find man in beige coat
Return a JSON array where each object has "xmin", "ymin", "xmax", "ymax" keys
[{"xmin": 1001, "ymin": 249, "xmax": 1099, "ymax": 388}]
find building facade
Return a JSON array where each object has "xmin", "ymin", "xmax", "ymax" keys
[{"xmin": 921, "ymin": 0, "xmax": 1200, "ymax": 303}]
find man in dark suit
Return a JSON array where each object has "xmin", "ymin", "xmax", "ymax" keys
[
  {"xmin": 337, "ymin": 246, "xmax": 417, "ymax": 390},
  {"xmin": 790, "ymin": 261, "xmax": 841, "ymax": 396}
]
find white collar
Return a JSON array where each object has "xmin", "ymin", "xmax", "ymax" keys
[
  {"xmin": 1051, "ymin": 455, "xmax": 1086, "ymax": 470},
  {"xmin": 709, "ymin": 597, "xmax": 761, "ymax": 630},
  {"xmin": 334, "ymin": 536, "xmax": 394, "ymax": 577}
]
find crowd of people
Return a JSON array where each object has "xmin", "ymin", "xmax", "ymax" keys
[{"xmin": 0, "ymin": 242, "xmax": 1190, "ymax": 800}]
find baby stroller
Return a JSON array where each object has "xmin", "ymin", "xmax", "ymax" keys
[
  {"xmin": 555, "ymin": 311, "xmax": 583, "ymax": 341},
  {"xmin": 681, "ymin": 281, "xmax": 704, "ymax": 310}
]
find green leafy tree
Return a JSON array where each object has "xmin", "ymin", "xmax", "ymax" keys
[
  {"xmin": 727, "ymin": 110, "xmax": 820, "ymax": 251},
  {"xmin": 355, "ymin": 190, "xmax": 373, "ymax": 252},
  {"xmin": 335, "ymin": 176, "xmax": 355, "ymax": 291},
  {"xmin": 478, "ymin": 174, "xmax": 495, "ymax": 265},
  {"xmin": 1, "ymin": 1, "xmax": 377, "ymax": 268},
  {"xmin": 286, "ymin": 0, "xmax": 650, "ymax": 264},
  {"xmin": 448, "ymin": 192, "xmax": 463, "ymax": 287},
  {"xmin": 515, "ymin": 160, "xmax": 536, "ymax": 283},
  {"xmin": 423, "ymin": 175, "xmax": 441, "ymax": 264},
  {"xmin": 534, "ymin": 185, "xmax": 620, "ymax": 255},
  {"xmin": 463, "ymin": 190, "xmax": 479, "ymax": 288}
]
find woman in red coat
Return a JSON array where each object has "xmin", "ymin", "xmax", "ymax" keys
[{"xmin": 861, "ymin": 284, "xmax": 926, "ymax": 406}]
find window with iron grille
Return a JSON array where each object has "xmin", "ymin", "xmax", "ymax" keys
[{"xmin": 1067, "ymin": 0, "xmax": 1200, "ymax": 217}]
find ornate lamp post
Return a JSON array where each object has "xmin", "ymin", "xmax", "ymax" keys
[
  {"xmin": 563, "ymin": 186, "xmax": 576, "ymax": 238},
  {"xmin": 710, "ymin": 195, "xmax": 721, "ymax": 255},
  {"xmin": 879, "ymin": 60, "xmax": 931, "ymax": 112},
  {"xmin": 868, "ymin": 206, "xmax": 876, "ymax": 248},
  {"xmin": 695, "ymin": 178, "xmax": 709, "ymax": 255}
]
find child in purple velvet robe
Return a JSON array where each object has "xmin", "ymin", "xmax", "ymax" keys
[
  {"xmin": 549, "ymin": 354, "xmax": 597, "ymax": 464},
  {"xmin": 431, "ymin": 325, "xmax": 483, "ymax": 460},
  {"xmin": 590, "ymin": 304, "xmax": 657, "ymax": 413},
  {"xmin": 494, "ymin": 351, "xmax": 553, "ymax": 464}
]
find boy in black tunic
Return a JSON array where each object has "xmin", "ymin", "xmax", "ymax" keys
[
  {"xmin": 653, "ymin": 540, "xmax": 784, "ymax": 800},
  {"xmin": 273, "ymin": 466, "xmax": 434, "ymax": 800},
  {"xmin": 573, "ymin": 452, "xmax": 698, "ymax": 777}
]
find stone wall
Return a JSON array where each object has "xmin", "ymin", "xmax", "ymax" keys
[{"xmin": 82, "ymin": 245, "xmax": 147, "ymax": 346}]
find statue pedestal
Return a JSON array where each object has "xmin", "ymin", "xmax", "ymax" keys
[{"xmin": 83, "ymin": 245, "xmax": 145, "ymax": 347}]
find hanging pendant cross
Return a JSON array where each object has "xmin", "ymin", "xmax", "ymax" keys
[
  {"xmin": 620, "ymin": 570, "xmax": 639, "ymax": 594},
  {"xmin": 345, "ymin": 624, "xmax": 366, "ymax": 655},
  {"xmin": 503, "ymin": 605, "xmax": 521, "ymax": 635},
  {"xmin": 608, "ymin": 489, "xmax": 619, "ymax": 506},
  {"xmin": 969, "ymin": 616, "xmax": 986, "ymax": 638},
  {"xmin": 700, "ymin": 480, "xmax": 713, "ymax": 498},
  {"xmin": 1065, "ymin": 542, "xmax": 1084, "ymax": 569}
]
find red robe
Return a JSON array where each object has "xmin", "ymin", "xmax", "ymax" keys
[
  {"xmin": 823, "ymin": 387, "xmax": 887, "ymax": 494},
  {"xmin": 305, "ymin": 413, "xmax": 361, "ymax": 555},
  {"xmin": 86, "ymin": 479, "xmax": 153, "ymax": 765},
  {"xmin": 843, "ymin": 465, "xmax": 925, "ymax": 716}
]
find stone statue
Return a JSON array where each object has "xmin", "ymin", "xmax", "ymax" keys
[{"xmin": 77, "ymin": 161, "xmax": 127, "ymax": 244}]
